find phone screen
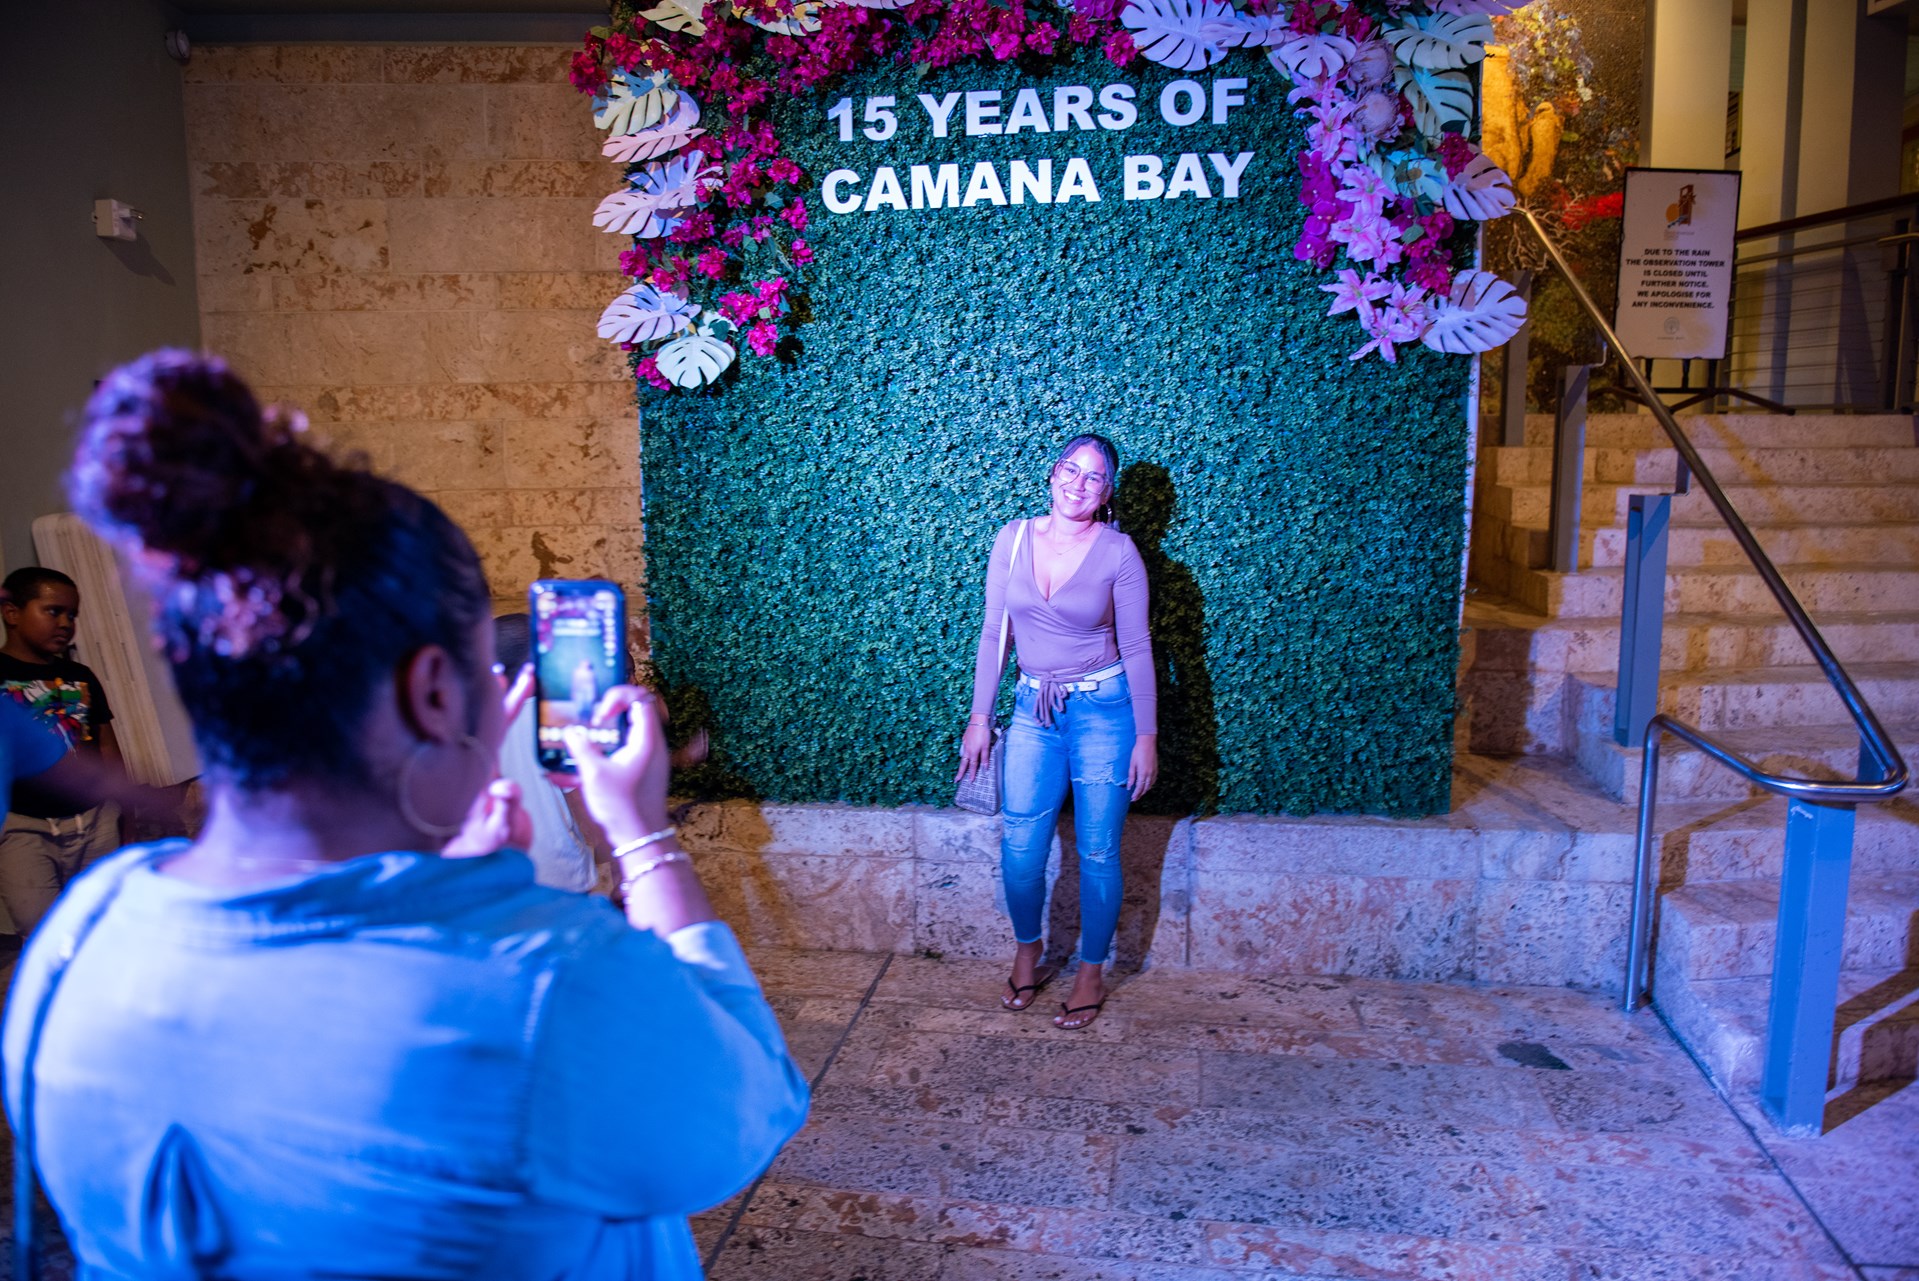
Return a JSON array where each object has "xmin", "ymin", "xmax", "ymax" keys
[{"xmin": 531, "ymin": 579, "xmax": 628, "ymax": 772}]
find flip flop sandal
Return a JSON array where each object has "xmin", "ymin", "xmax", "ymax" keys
[
  {"xmin": 1054, "ymin": 998, "xmax": 1106, "ymax": 1030},
  {"xmin": 1001, "ymin": 967, "xmax": 1057, "ymax": 1011}
]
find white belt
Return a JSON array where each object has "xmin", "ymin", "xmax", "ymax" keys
[{"xmin": 1018, "ymin": 662, "xmax": 1124, "ymax": 693}]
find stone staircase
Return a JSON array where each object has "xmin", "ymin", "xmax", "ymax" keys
[{"xmin": 1461, "ymin": 410, "xmax": 1919, "ymax": 1102}]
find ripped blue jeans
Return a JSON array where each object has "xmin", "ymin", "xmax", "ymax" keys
[{"xmin": 1000, "ymin": 670, "xmax": 1135, "ymax": 966}]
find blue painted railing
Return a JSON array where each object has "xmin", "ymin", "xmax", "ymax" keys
[{"xmin": 1513, "ymin": 208, "xmax": 1911, "ymax": 1137}]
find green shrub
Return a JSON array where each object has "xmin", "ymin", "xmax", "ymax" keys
[{"xmin": 641, "ymin": 47, "xmax": 1472, "ymax": 816}]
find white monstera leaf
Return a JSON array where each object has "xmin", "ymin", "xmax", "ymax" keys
[
  {"xmin": 603, "ymin": 94, "xmax": 704, "ymax": 164},
  {"xmin": 1197, "ymin": 11, "xmax": 1286, "ymax": 50},
  {"xmin": 1270, "ymin": 31, "xmax": 1356, "ymax": 79},
  {"xmin": 740, "ymin": 0, "xmax": 824, "ymax": 33},
  {"xmin": 1120, "ymin": 0, "xmax": 1233, "ymax": 72},
  {"xmin": 1384, "ymin": 11, "xmax": 1493, "ymax": 70},
  {"xmin": 1440, "ymin": 148, "xmax": 1516, "ymax": 221},
  {"xmin": 638, "ymin": 0, "xmax": 707, "ymax": 33},
  {"xmin": 593, "ymin": 153, "xmax": 720, "ymax": 235},
  {"xmin": 1422, "ymin": 270, "xmax": 1529, "ymax": 354},
  {"xmin": 655, "ymin": 332, "xmax": 736, "ymax": 388},
  {"xmin": 594, "ymin": 70, "xmax": 678, "ymax": 135},
  {"xmin": 1394, "ymin": 64, "xmax": 1475, "ymax": 138},
  {"xmin": 598, "ymin": 283, "xmax": 700, "ymax": 344}
]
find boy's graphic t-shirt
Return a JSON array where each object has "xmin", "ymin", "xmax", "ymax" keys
[{"xmin": 0, "ymin": 653, "xmax": 113, "ymax": 819}]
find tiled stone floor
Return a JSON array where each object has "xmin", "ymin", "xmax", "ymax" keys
[{"xmin": 699, "ymin": 948, "xmax": 1919, "ymax": 1281}]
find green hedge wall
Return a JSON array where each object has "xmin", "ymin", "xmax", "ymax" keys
[{"xmin": 641, "ymin": 45, "xmax": 1473, "ymax": 817}]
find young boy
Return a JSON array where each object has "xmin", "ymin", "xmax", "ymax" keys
[{"xmin": 0, "ymin": 566, "xmax": 122, "ymax": 935}]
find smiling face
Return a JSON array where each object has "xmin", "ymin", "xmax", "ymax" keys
[
  {"xmin": 1, "ymin": 582, "xmax": 80, "ymax": 664},
  {"xmin": 1049, "ymin": 442, "xmax": 1113, "ymax": 522}
]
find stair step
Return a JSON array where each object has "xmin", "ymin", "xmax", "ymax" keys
[
  {"xmin": 1564, "ymin": 664, "xmax": 1919, "ymax": 732},
  {"xmin": 1511, "ymin": 561, "xmax": 1919, "ymax": 618},
  {"xmin": 1484, "ymin": 479, "xmax": 1919, "ymax": 527},
  {"xmin": 1483, "ymin": 445, "xmax": 1919, "ymax": 488},
  {"xmin": 1654, "ymin": 963, "xmax": 1919, "ymax": 1094},
  {"xmin": 1462, "ymin": 599, "xmax": 1919, "ymax": 675},
  {"xmin": 1660, "ymin": 876, "xmax": 1919, "ymax": 981},
  {"xmin": 1516, "ymin": 412, "xmax": 1917, "ymax": 452},
  {"xmin": 1479, "ymin": 514, "xmax": 1919, "ymax": 573},
  {"xmin": 1670, "ymin": 798, "xmax": 1919, "ymax": 881},
  {"xmin": 1571, "ymin": 714, "xmax": 1919, "ymax": 803}
]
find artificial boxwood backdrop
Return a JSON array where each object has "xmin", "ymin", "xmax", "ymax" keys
[{"xmin": 641, "ymin": 45, "xmax": 1473, "ymax": 816}]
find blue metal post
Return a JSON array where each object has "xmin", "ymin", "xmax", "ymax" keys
[
  {"xmin": 1614, "ymin": 492, "xmax": 1672, "ymax": 747},
  {"xmin": 1760, "ymin": 797, "xmax": 1856, "ymax": 1135}
]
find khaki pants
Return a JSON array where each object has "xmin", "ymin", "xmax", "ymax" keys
[{"xmin": 0, "ymin": 804, "xmax": 122, "ymax": 937}]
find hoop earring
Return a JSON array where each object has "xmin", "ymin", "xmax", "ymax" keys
[{"xmin": 397, "ymin": 734, "xmax": 487, "ymax": 841}]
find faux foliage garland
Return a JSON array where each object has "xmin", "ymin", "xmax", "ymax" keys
[{"xmin": 572, "ymin": 0, "xmax": 1536, "ymax": 387}]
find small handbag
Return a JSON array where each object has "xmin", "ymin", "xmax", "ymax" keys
[{"xmin": 954, "ymin": 520, "xmax": 1027, "ymax": 816}]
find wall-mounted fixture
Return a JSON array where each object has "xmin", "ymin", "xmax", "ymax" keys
[
  {"xmin": 93, "ymin": 199, "xmax": 142, "ymax": 242},
  {"xmin": 163, "ymin": 29, "xmax": 191, "ymax": 65}
]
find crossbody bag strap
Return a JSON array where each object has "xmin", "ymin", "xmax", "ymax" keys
[
  {"xmin": 12, "ymin": 848, "xmax": 158, "ymax": 1281},
  {"xmin": 993, "ymin": 519, "xmax": 1029, "ymax": 684}
]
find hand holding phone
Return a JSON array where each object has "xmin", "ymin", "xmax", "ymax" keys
[
  {"xmin": 559, "ymin": 686, "xmax": 673, "ymax": 847},
  {"xmin": 530, "ymin": 579, "xmax": 629, "ymax": 773}
]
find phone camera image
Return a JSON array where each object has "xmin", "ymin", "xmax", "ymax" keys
[{"xmin": 531, "ymin": 580, "xmax": 628, "ymax": 771}]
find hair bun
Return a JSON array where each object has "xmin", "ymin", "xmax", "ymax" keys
[{"xmin": 70, "ymin": 349, "xmax": 334, "ymax": 570}]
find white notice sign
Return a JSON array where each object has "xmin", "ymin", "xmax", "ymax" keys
[{"xmin": 1612, "ymin": 168, "xmax": 1741, "ymax": 360}]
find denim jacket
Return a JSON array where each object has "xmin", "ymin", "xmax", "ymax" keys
[{"xmin": 2, "ymin": 842, "xmax": 810, "ymax": 1279}]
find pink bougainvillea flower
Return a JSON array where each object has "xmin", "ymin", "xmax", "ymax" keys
[
  {"xmin": 790, "ymin": 237, "xmax": 813, "ymax": 264},
  {"xmin": 637, "ymin": 355, "xmax": 673, "ymax": 390},
  {"xmin": 781, "ymin": 196, "xmax": 809, "ymax": 232},
  {"xmin": 695, "ymin": 246, "xmax": 728, "ymax": 280},
  {"xmin": 1407, "ymin": 259, "xmax": 1453, "ymax": 294},
  {"xmin": 746, "ymin": 321, "xmax": 780, "ymax": 357},
  {"xmin": 1320, "ymin": 268, "xmax": 1392, "ymax": 317},
  {"xmin": 768, "ymin": 157, "xmax": 802, "ymax": 184},
  {"xmin": 1437, "ymin": 133, "xmax": 1476, "ymax": 178},
  {"xmin": 1025, "ymin": 21, "xmax": 1060, "ymax": 54},
  {"xmin": 720, "ymin": 225, "xmax": 747, "ymax": 249},
  {"xmin": 1102, "ymin": 29, "xmax": 1136, "ymax": 67}
]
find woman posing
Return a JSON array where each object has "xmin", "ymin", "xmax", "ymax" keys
[
  {"xmin": 956, "ymin": 434, "xmax": 1157, "ymax": 1030},
  {"xmin": 3, "ymin": 351, "xmax": 808, "ymax": 1278}
]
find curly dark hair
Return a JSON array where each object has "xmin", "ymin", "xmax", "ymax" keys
[{"xmin": 69, "ymin": 349, "xmax": 491, "ymax": 789}]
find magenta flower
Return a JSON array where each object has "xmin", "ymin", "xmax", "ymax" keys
[
  {"xmin": 695, "ymin": 246, "xmax": 728, "ymax": 280},
  {"xmin": 1102, "ymin": 29, "xmax": 1135, "ymax": 66},
  {"xmin": 747, "ymin": 321, "xmax": 780, "ymax": 357},
  {"xmin": 768, "ymin": 157, "xmax": 802, "ymax": 185},
  {"xmin": 790, "ymin": 238, "xmax": 813, "ymax": 265},
  {"xmin": 782, "ymin": 197, "xmax": 809, "ymax": 232},
  {"xmin": 637, "ymin": 355, "xmax": 673, "ymax": 391}
]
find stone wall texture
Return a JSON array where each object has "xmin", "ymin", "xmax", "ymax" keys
[{"xmin": 182, "ymin": 44, "xmax": 639, "ymax": 611}]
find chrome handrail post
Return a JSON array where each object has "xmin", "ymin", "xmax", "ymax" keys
[{"xmin": 1623, "ymin": 722, "xmax": 1664, "ymax": 1012}]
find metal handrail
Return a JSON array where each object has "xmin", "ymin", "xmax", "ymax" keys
[
  {"xmin": 1510, "ymin": 208, "xmax": 1911, "ymax": 1006},
  {"xmin": 1734, "ymin": 192, "xmax": 1919, "ymax": 242}
]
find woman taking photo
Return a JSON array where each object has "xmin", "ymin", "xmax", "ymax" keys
[
  {"xmin": 956, "ymin": 434, "xmax": 1157, "ymax": 1031},
  {"xmin": 3, "ymin": 351, "xmax": 808, "ymax": 1278}
]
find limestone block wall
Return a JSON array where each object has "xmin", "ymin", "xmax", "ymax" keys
[{"xmin": 181, "ymin": 44, "xmax": 639, "ymax": 611}]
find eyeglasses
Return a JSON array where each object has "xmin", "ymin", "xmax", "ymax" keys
[{"xmin": 1053, "ymin": 460, "xmax": 1110, "ymax": 491}]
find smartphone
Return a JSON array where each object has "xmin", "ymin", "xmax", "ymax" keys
[{"xmin": 530, "ymin": 579, "xmax": 629, "ymax": 772}]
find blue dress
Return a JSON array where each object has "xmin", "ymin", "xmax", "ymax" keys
[{"xmin": 2, "ymin": 842, "xmax": 810, "ymax": 1279}]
